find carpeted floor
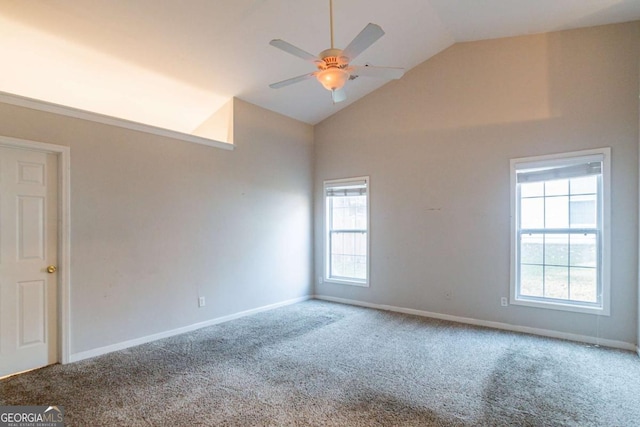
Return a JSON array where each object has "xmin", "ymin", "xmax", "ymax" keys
[{"xmin": 1, "ymin": 300, "xmax": 639, "ymax": 426}]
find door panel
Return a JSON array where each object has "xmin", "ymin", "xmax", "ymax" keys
[
  {"xmin": 18, "ymin": 196, "xmax": 46, "ymax": 260},
  {"xmin": 18, "ymin": 280, "xmax": 46, "ymax": 347},
  {"xmin": 0, "ymin": 146, "xmax": 57, "ymax": 377}
]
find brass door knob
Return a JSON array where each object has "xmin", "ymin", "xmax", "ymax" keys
[{"xmin": 47, "ymin": 265, "xmax": 57, "ymax": 274}]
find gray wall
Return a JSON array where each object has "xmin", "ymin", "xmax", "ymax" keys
[
  {"xmin": 0, "ymin": 22, "xmax": 637, "ymax": 355},
  {"xmin": 314, "ymin": 22, "xmax": 640, "ymax": 345},
  {"xmin": 0, "ymin": 98, "xmax": 314, "ymax": 354}
]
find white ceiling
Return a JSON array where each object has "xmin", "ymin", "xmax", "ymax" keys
[{"xmin": 0, "ymin": 0, "xmax": 639, "ymax": 134}]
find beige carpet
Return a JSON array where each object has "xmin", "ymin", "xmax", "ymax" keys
[{"xmin": 1, "ymin": 300, "xmax": 639, "ymax": 426}]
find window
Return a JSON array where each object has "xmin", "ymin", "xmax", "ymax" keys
[
  {"xmin": 510, "ymin": 148, "xmax": 610, "ymax": 315},
  {"xmin": 324, "ymin": 177, "xmax": 369, "ymax": 286}
]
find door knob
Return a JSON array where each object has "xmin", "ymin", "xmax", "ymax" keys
[{"xmin": 47, "ymin": 265, "xmax": 57, "ymax": 274}]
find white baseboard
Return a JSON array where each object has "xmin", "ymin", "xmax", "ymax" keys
[
  {"xmin": 314, "ymin": 295, "xmax": 637, "ymax": 352},
  {"xmin": 69, "ymin": 296, "xmax": 311, "ymax": 363}
]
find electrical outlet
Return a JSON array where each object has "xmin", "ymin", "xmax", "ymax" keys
[
  {"xmin": 198, "ymin": 296, "xmax": 206, "ymax": 307},
  {"xmin": 501, "ymin": 297, "xmax": 508, "ymax": 307},
  {"xmin": 444, "ymin": 291, "xmax": 451, "ymax": 300},
  {"xmin": 318, "ymin": 276, "xmax": 323, "ymax": 284}
]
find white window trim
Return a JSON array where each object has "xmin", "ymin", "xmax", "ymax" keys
[
  {"xmin": 323, "ymin": 176, "xmax": 370, "ymax": 287},
  {"xmin": 509, "ymin": 148, "xmax": 611, "ymax": 316}
]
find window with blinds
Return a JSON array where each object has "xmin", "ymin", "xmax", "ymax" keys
[
  {"xmin": 510, "ymin": 149, "xmax": 610, "ymax": 315},
  {"xmin": 324, "ymin": 177, "xmax": 369, "ymax": 286}
]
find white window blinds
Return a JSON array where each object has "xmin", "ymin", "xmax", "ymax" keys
[
  {"xmin": 325, "ymin": 179, "xmax": 367, "ymax": 197},
  {"xmin": 516, "ymin": 155, "xmax": 603, "ymax": 183}
]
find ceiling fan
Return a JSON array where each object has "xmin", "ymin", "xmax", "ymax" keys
[{"xmin": 269, "ymin": 0, "xmax": 405, "ymax": 103}]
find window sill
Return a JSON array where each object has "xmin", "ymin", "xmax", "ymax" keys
[
  {"xmin": 510, "ymin": 297, "xmax": 609, "ymax": 316},
  {"xmin": 324, "ymin": 278, "xmax": 369, "ymax": 287}
]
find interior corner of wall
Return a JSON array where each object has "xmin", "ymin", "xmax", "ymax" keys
[
  {"xmin": 227, "ymin": 97, "xmax": 236, "ymax": 145},
  {"xmin": 191, "ymin": 98, "xmax": 234, "ymax": 144}
]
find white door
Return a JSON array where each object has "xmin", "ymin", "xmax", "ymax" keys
[{"xmin": 0, "ymin": 146, "xmax": 58, "ymax": 377}]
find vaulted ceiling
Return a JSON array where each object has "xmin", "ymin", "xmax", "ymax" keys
[{"xmin": 1, "ymin": 0, "xmax": 639, "ymax": 137}]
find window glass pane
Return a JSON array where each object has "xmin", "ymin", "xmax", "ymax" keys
[
  {"xmin": 331, "ymin": 254, "xmax": 365, "ymax": 279},
  {"xmin": 356, "ymin": 202, "xmax": 367, "ymax": 229},
  {"xmin": 569, "ymin": 233, "xmax": 596, "ymax": 267},
  {"xmin": 520, "ymin": 264, "xmax": 543, "ymax": 297},
  {"xmin": 331, "ymin": 197, "xmax": 348, "ymax": 229},
  {"xmin": 521, "ymin": 182, "xmax": 544, "ymax": 198},
  {"xmin": 521, "ymin": 197, "xmax": 544, "ymax": 229},
  {"xmin": 330, "ymin": 197, "xmax": 343, "ymax": 229},
  {"xmin": 339, "ymin": 230, "xmax": 354, "ymax": 255},
  {"xmin": 520, "ymin": 233, "xmax": 543, "ymax": 264},
  {"xmin": 545, "ymin": 179, "xmax": 568, "ymax": 196},
  {"xmin": 570, "ymin": 195, "xmax": 596, "ymax": 228},
  {"xmin": 355, "ymin": 231, "xmax": 367, "ymax": 256},
  {"xmin": 354, "ymin": 255, "xmax": 367, "ymax": 279},
  {"xmin": 570, "ymin": 176, "xmax": 597, "ymax": 195},
  {"xmin": 330, "ymin": 231, "xmax": 366, "ymax": 280},
  {"xmin": 331, "ymin": 254, "xmax": 344, "ymax": 277},
  {"xmin": 544, "ymin": 266, "xmax": 568, "ymax": 299},
  {"xmin": 545, "ymin": 196, "xmax": 569, "ymax": 228},
  {"xmin": 569, "ymin": 267, "xmax": 597, "ymax": 303},
  {"xmin": 544, "ymin": 234, "xmax": 568, "ymax": 266},
  {"xmin": 331, "ymin": 195, "xmax": 366, "ymax": 230}
]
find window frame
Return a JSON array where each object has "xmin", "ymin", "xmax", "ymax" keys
[
  {"xmin": 509, "ymin": 148, "xmax": 611, "ymax": 315},
  {"xmin": 323, "ymin": 176, "xmax": 370, "ymax": 287}
]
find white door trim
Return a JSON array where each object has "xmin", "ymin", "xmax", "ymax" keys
[{"xmin": 0, "ymin": 135, "xmax": 70, "ymax": 365}]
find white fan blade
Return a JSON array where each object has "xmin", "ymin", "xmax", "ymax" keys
[
  {"xmin": 350, "ymin": 65, "xmax": 404, "ymax": 80},
  {"xmin": 269, "ymin": 39, "xmax": 322, "ymax": 64},
  {"xmin": 269, "ymin": 72, "xmax": 317, "ymax": 89},
  {"xmin": 342, "ymin": 23, "xmax": 385, "ymax": 61},
  {"xmin": 332, "ymin": 88, "xmax": 347, "ymax": 103}
]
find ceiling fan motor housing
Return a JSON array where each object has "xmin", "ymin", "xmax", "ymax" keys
[{"xmin": 318, "ymin": 48, "xmax": 349, "ymax": 70}]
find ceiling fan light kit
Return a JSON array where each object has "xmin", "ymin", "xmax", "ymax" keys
[
  {"xmin": 317, "ymin": 68, "xmax": 349, "ymax": 91},
  {"xmin": 269, "ymin": 0, "xmax": 404, "ymax": 103}
]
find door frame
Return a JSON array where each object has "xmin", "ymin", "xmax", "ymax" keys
[{"xmin": 0, "ymin": 135, "xmax": 71, "ymax": 365}]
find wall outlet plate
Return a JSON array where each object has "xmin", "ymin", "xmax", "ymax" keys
[
  {"xmin": 198, "ymin": 296, "xmax": 206, "ymax": 307},
  {"xmin": 501, "ymin": 297, "xmax": 508, "ymax": 307}
]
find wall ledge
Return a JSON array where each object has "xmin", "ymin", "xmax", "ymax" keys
[
  {"xmin": 314, "ymin": 295, "xmax": 637, "ymax": 352},
  {"xmin": 0, "ymin": 91, "xmax": 234, "ymax": 151}
]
